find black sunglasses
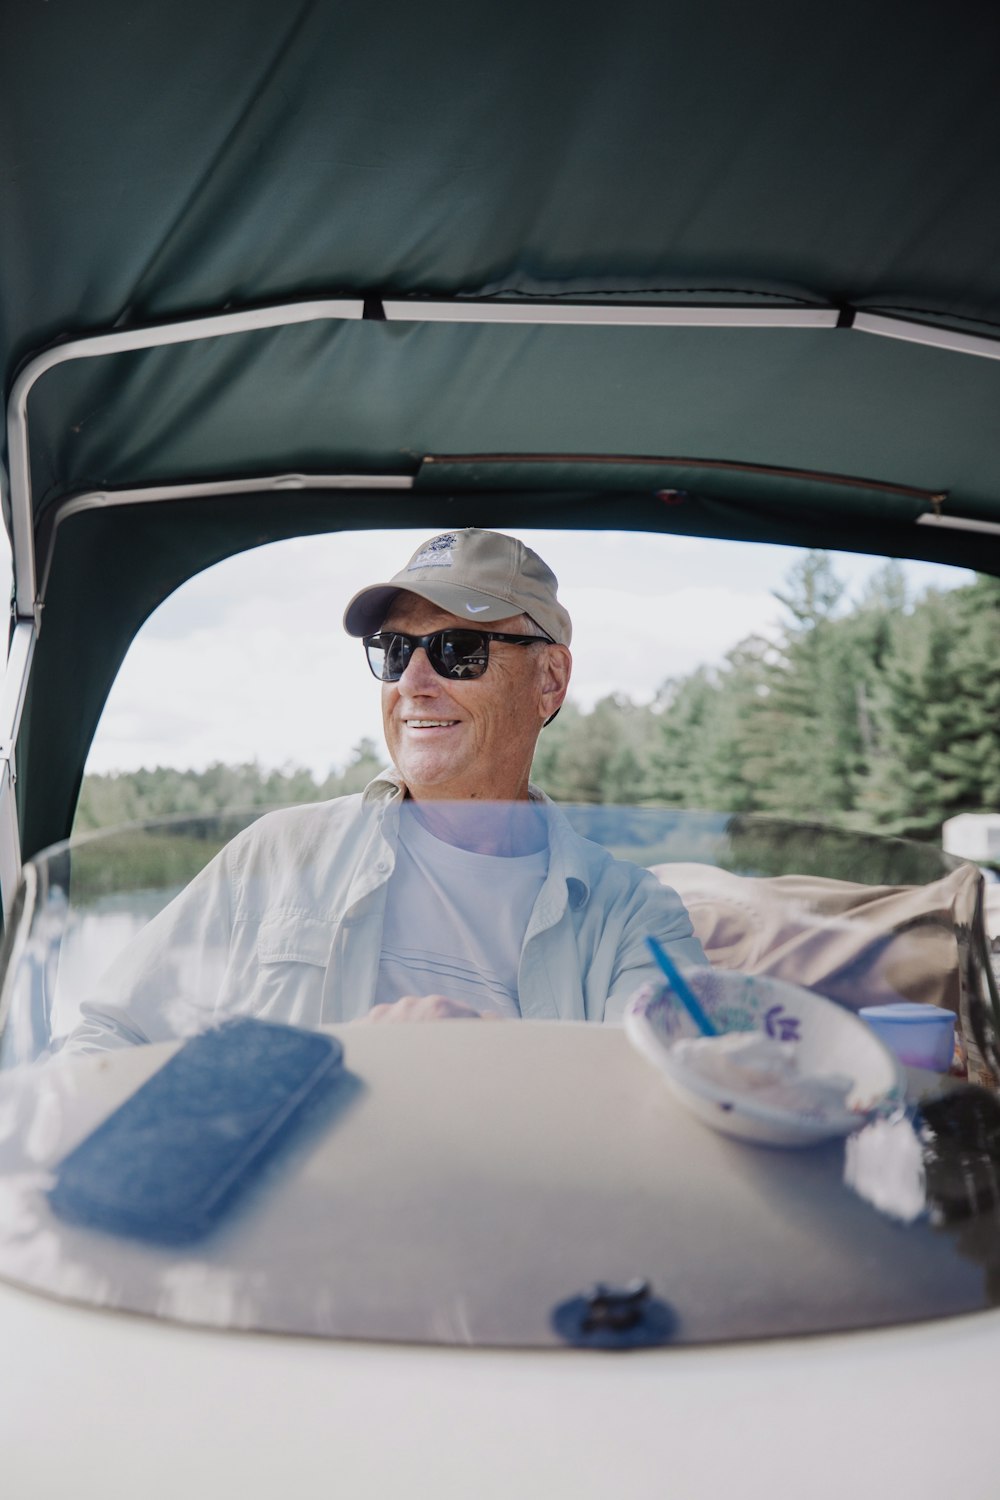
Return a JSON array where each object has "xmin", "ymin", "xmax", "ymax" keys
[{"xmin": 364, "ymin": 628, "xmax": 553, "ymax": 682}]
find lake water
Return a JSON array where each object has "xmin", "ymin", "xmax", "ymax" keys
[{"xmin": 50, "ymin": 888, "xmax": 180, "ymax": 1040}]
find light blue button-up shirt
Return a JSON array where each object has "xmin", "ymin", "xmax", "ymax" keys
[{"xmin": 70, "ymin": 773, "xmax": 706, "ymax": 1050}]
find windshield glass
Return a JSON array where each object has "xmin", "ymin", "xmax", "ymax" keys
[
  {"xmin": 2, "ymin": 525, "xmax": 999, "ymax": 1348},
  {"xmin": 0, "ymin": 805, "xmax": 998, "ymax": 1348}
]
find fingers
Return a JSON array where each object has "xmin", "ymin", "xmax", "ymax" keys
[{"xmin": 359, "ymin": 994, "xmax": 486, "ymax": 1023}]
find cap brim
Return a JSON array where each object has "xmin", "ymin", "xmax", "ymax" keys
[
  {"xmin": 343, "ymin": 581, "xmax": 526, "ymax": 636},
  {"xmin": 343, "ymin": 584, "xmax": 405, "ymax": 637}
]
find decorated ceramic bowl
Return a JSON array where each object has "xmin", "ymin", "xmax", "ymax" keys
[{"xmin": 625, "ymin": 967, "xmax": 905, "ymax": 1148}]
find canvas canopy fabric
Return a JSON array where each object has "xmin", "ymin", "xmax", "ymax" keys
[{"xmin": 4, "ymin": 0, "xmax": 1000, "ymax": 853}]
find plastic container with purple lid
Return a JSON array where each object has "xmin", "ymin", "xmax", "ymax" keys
[{"xmin": 859, "ymin": 1002, "xmax": 955, "ymax": 1073}]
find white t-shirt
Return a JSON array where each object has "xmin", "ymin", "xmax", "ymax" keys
[{"xmin": 373, "ymin": 806, "xmax": 549, "ymax": 1017}]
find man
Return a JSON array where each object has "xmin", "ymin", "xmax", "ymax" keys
[{"xmin": 70, "ymin": 529, "xmax": 704, "ymax": 1049}]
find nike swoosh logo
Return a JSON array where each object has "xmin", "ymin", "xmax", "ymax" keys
[{"xmin": 465, "ymin": 603, "xmax": 490, "ymax": 613}]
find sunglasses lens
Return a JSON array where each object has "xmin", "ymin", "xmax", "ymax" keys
[
  {"xmin": 435, "ymin": 630, "xmax": 489, "ymax": 679},
  {"xmin": 384, "ymin": 635, "xmax": 412, "ymax": 679},
  {"xmin": 365, "ymin": 635, "xmax": 407, "ymax": 680}
]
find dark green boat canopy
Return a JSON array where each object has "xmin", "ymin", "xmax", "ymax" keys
[{"xmin": 3, "ymin": 0, "xmax": 1000, "ymax": 868}]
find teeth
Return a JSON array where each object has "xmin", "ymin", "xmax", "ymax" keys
[{"xmin": 407, "ymin": 720, "xmax": 456, "ymax": 728}]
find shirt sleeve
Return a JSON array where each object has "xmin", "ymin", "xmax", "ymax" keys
[{"xmin": 602, "ymin": 872, "xmax": 709, "ymax": 1025}]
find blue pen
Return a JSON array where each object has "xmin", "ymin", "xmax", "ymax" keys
[{"xmin": 645, "ymin": 936, "xmax": 718, "ymax": 1036}]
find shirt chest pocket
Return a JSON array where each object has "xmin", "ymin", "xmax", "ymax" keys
[{"xmin": 253, "ymin": 914, "xmax": 337, "ymax": 1026}]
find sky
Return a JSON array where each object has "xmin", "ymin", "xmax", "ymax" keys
[{"xmin": 0, "ymin": 524, "xmax": 973, "ymax": 779}]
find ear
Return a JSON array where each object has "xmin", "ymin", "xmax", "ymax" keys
[{"xmin": 538, "ymin": 644, "xmax": 572, "ymax": 723}]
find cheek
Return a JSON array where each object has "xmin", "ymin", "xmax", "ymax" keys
[
  {"xmin": 490, "ymin": 678, "xmax": 538, "ymax": 737},
  {"xmin": 508, "ymin": 665, "xmax": 543, "ymax": 716}
]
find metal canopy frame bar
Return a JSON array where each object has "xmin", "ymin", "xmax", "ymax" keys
[
  {"xmin": 52, "ymin": 472, "xmax": 414, "ymax": 524},
  {"xmin": 854, "ymin": 312, "xmax": 1000, "ymax": 362},
  {"xmin": 382, "ymin": 301, "xmax": 841, "ymax": 327},
  {"xmin": 917, "ymin": 513, "xmax": 1000, "ymax": 538},
  {"xmin": 40, "ymin": 474, "xmax": 415, "ymax": 598},
  {"xmin": 0, "ymin": 622, "xmax": 35, "ymax": 765},
  {"xmin": 0, "ymin": 622, "xmax": 37, "ymax": 918}
]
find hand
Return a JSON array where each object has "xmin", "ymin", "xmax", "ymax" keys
[{"xmin": 360, "ymin": 993, "xmax": 494, "ymax": 1023}]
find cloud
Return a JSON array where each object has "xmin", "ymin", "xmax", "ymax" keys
[
  {"xmin": 565, "ymin": 584, "xmax": 781, "ymax": 707},
  {"xmin": 87, "ymin": 622, "xmax": 382, "ymax": 776}
]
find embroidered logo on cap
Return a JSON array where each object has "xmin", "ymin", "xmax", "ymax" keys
[{"xmin": 409, "ymin": 534, "xmax": 456, "ymax": 570}]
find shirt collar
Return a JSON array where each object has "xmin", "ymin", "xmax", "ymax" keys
[{"xmin": 362, "ymin": 768, "xmax": 407, "ymax": 804}]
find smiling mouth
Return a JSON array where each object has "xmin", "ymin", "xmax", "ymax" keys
[{"xmin": 405, "ymin": 719, "xmax": 459, "ymax": 728}]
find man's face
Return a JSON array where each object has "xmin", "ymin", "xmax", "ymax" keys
[{"xmin": 379, "ymin": 593, "xmax": 570, "ymax": 801}]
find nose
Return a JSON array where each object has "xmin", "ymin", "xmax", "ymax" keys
[{"xmin": 396, "ymin": 645, "xmax": 440, "ymax": 692}]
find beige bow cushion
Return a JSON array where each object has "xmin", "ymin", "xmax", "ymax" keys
[{"xmin": 649, "ymin": 862, "xmax": 982, "ymax": 1017}]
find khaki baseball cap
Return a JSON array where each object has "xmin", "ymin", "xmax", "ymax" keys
[{"xmin": 343, "ymin": 529, "xmax": 573, "ymax": 645}]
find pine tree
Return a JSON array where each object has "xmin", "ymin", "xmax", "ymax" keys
[
  {"xmin": 647, "ymin": 669, "xmax": 720, "ymax": 806},
  {"xmin": 929, "ymin": 575, "xmax": 1000, "ymax": 817},
  {"xmin": 693, "ymin": 636, "xmax": 773, "ymax": 812},
  {"xmin": 749, "ymin": 552, "xmax": 859, "ymax": 817},
  {"xmin": 862, "ymin": 591, "xmax": 959, "ymax": 837}
]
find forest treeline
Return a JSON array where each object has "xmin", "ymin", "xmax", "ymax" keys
[{"xmin": 76, "ymin": 554, "xmax": 1000, "ymax": 843}]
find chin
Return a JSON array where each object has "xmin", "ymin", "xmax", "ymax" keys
[{"xmin": 395, "ymin": 756, "xmax": 468, "ymax": 794}]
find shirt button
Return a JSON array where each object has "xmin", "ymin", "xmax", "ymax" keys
[{"xmin": 376, "ymin": 861, "xmax": 389, "ymax": 874}]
